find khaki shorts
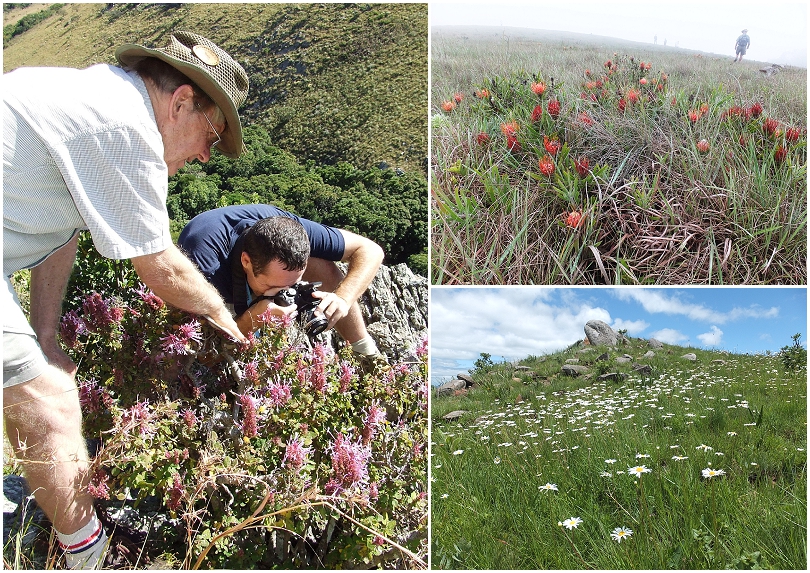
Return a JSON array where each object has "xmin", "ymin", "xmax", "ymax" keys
[{"xmin": 3, "ymin": 274, "xmax": 48, "ymax": 387}]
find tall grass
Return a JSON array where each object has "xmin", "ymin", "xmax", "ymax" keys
[
  {"xmin": 431, "ymin": 33, "xmax": 807, "ymax": 284},
  {"xmin": 431, "ymin": 341, "xmax": 806, "ymax": 569}
]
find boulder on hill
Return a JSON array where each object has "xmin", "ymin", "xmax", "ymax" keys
[
  {"xmin": 584, "ymin": 320, "xmax": 619, "ymax": 346},
  {"xmin": 436, "ymin": 379, "xmax": 466, "ymax": 395}
]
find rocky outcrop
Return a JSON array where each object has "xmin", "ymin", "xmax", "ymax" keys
[
  {"xmin": 648, "ymin": 339, "xmax": 664, "ymax": 349},
  {"xmin": 327, "ymin": 263, "xmax": 427, "ymax": 360},
  {"xmin": 584, "ymin": 320, "xmax": 619, "ymax": 346},
  {"xmin": 682, "ymin": 353, "xmax": 697, "ymax": 361},
  {"xmin": 436, "ymin": 379, "xmax": 466, "ymax": 395},
  {"xmin": 562, "ymin": 364, "xmax": 589, "ymax": 377}
]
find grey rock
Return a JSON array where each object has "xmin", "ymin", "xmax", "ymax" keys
[
  {"xmin": 443, "ymin": 410, "xmax": 467, "ymax": 421},
  {"xmin": 642, "ymin": 351, "xmax": 656, "ymax": 358},
  {"xmin": 682, "ymin": 353, "xmax": 697, "ymax": 361},
  {"xmin": 712, "ymin": 359, "xmax": 726, "ymax": 365},
  {"xmin": 598, "ymin": 372, "xmax": 625, "ymax": 382},
  {"xmin": 562, "ymin": 364, "xmax": 589, "ymax": 376},
  {"xmin": 436, "ymin": 379, "xmax": 466, "ymax": 395},
  {"xmin": 633, "ymin": 363, "xmax": 652, "ymax": 374},
  {"xmin": 565, "ymin": 358, "xmax": 580, "ymax": 364},
  {"xmin": 596, "ymin": 352, "xmax": 609, "ymax": 362},
  {"xmin": 584, "ymin": 320, "xmax": 619, "ymax": 346},
  {"xmin": 615, "ymin": 356, "xmax": 632, "ymax": 364},
  {"xmin": 457, "ymin": 373, "xmax": 474, "ymax": 386},
  {"xmin": 515, "ymin": 366, "xmax": 531, "ymax": 371},
  {"xmin": 648, "ymin": 338, "xmax": 664, "ymax": 349},
  {"xmin": 578, "ymin": 347, "xmax": 594, "ymax": 353}
]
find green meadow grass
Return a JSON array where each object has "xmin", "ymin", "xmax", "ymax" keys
[
  {"xmin": 431, "ymin": 341, "xmax": 806, "ymax": 569},
  {"xmin": 431, "ymin": 32, "xmax": 807, "ymax": 284}
]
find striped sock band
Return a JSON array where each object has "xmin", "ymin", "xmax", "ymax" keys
[{"xmin": 57, "ymin": 513, "xmax": 108, "ymax": 569}]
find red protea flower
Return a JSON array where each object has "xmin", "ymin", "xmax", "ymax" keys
[
  {"xmin": 564, "ymin": 210, "xmax": 585, "ymax": 229},
  {"xmin": 574, "ymin": 157, "xmax": 590, "ymax": 177},
  {"xmin": 618, "ymin": 98, "xmax": 627, "ymax": 112},
  {"xmin": 774, "ymin": 145, "xmax": 788, "ymax": 163},
  {"xmin": 697, "ymin": 139, "xmax": 710, "ymax": 153},
  {"xmin": 786, "ymin": 127, "xmax": 801, "ymax": 143},
  {"xmin": 762, "ymin": 117, "xmax": 779, "ymax": 136},
  {"xmin": 604, "ymin": 60, "xmax": 612, "ymax": 68},
  {"xmin": 531, "ymin": 81, "xmax": 546, "ymax": 95},
  {"xmin": 639, "ymin": 77, "xmax": 648, "ymax": 85},
  {"xmin": 474, "ymin": 88, "xmax": 490, "ymax": 99},
  {"xmin": 627, "ymin": 89, "xmax": 640, "ymax": 104},
  {"xmin": 699, "ymin": 103, "xmax": 709, "ymax": 115},
  {"xmin": 500, "ymin": 121, "xmax": 519, "ymax": 137},
  {"xmin": 748, "ymin": 102, "xmax": 763, "ymax": 117},
  {"xmin": 538, "ymin": 155, "xmax": 555, "ymax": 176},
  {"xmin": 453, "ymin": 92, "xmax": 464, "ymax": 103},
  {"xmin": 506, "ymin": 135, "xmax": 521, "ymax": 153},
  {"xmin": 688, "ymin": 109, "xmax": 700, "ymax": 123},
  {"xmin": 543, "ymin": 135, "xmax": 561, "ymax": 156},
  {"xmin": 547, "ymin": 99, "xmax": 561, "ymax": 118},
  {"xmin": 441, "ymin": 100, "xmax": 456, "ymax": 112},
  {"xmin": 530, "ymin": 105, "xmax": 543, "ymax": 123},
  {"xmin": 578, "ymin": 111, "xmax": 594, "ymax": 126},
  {"xmin": 476, "ymin": 132, "xmax": 490, "ymax": 146}
]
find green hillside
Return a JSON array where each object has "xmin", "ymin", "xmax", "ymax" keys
[{"xmin": 3, "ymin": 3, "xmax": 428, "ymax": 269}]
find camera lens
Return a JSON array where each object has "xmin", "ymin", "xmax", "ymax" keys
[{"xmin": 301, "ymin": 309, "xmax": 328, "ymax": 337}]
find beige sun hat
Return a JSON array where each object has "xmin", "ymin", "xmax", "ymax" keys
[{"xmin": 116, "ymin": 31, "xmax": 249, "ymax": 158}]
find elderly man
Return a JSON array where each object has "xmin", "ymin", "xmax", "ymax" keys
[
  {"xmin": 178, "ymin": 204, "xmax": 386, "ymax": 364},
  {"xmin": 3, "ymin": 31, "xmax": 247, "ymax": 568}
]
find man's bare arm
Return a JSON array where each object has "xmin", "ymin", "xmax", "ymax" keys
[
  {"xmin": 131, "ymin": 245, "xmax": 245, "ymax": 341},
  {"xmin": 29, "ymin": 233, "xmax": 80, "ymax": 375}
]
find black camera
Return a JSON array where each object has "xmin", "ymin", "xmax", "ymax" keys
[{"xmin": 271, "ymin": 281, "xmax": 328, "ymax": 337}]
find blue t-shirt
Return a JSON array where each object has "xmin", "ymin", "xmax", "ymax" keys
[{"xmin": 178, "ymin": 204, "xmax": 345, "ymax": 308}]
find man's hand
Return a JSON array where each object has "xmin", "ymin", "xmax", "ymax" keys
[
  {"xmin": 235, "ymin": 299, "xmax": 297, "ymax": 335},
  {"xmin": 311, "ymin": 291, "xmax": 350, "ymax": 330},
  {"xmin": 40, "ymin": 341, "xmax": 78, "ymax": 378}
]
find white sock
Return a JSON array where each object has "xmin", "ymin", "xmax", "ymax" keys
[
  {"xmin": 351, "ymin": 335, "xmax": 379, "ymax": 356},
  {"xmin": 57, "ymin": 512, "xmax": 108, "ymax": 569}
]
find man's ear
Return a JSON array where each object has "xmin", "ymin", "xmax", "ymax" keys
[
  {"xmin": 168, "ymin": 84, "xmax": 196, "ymax": 122},
  {"xmin": 241, "ymin": 251, "xmax": 252, "ymax": 274}
]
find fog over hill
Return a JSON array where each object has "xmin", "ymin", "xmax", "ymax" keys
[{"xmin": 433, "ymin": 24, "xmax": 806, "ymax": 69}]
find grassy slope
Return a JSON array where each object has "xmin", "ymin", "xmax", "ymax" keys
[
  {"xmin": 3, "ymin": 3, "xmax": 427, "ymax": 173},
  {"xmin": 431, "ymin": 340, "xmax": 807, "ymax": 569},
  {"xmin": 431, "ymin": 27, "xmax": 806, "ymax": 285}
]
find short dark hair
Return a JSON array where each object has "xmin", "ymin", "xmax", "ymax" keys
[{"xmin": 243, "ymin": 216, "xmax": 310, "ymax": 275}]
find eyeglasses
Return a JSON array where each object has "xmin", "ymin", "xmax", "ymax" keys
[{"xmin": 195, "ymin": 104, "xmax": 222, "ymax": 149}]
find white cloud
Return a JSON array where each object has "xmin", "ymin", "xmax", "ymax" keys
[
  {"xmin": 612, "ymin": 318, "xmax": 649, "ymax": 335},
  {"xmin": 697, "ymin": 325, "xmax": 723, "ymax": 347},
  {"xmin": 650, "ymin": 328, "xmax": 689, "ymax": 346},
  {"xmin": 613, "ymin": 290, "xmax": 779, "ymax": 324}
]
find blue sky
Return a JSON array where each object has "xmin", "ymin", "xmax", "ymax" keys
[
  {"xmin": 431, "ymin": 1, "xmax": 807, "ymax": 67},
  {"xmin": 430, "ymin": 287, "xmax": 807, "ymax": 385}
]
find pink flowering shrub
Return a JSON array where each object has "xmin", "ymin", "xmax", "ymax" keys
[{"xmin": 61, "ymin": 284, "xmax": 427, "ymax": 568}]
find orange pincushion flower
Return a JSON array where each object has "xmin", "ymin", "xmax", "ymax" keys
[
  {"xmin": 699, "ymin": 103, "xmax": 709, "ymax": 115},
  {"xmin": 564, "ymin": 210, "xmax": 584, "ymax": 229},
  {"xmin": 547, "ymin": 99, "xmax": 561, "ymax": 118},
  {"xmin": 453, "ymin": 92, "xmax": 464, "ymax": 103},
  {"xmin": 538, "ymin": 155, "xmax": 555, "ymax": 176},
  {"xmin": 639, "ymin": 78, "xmax": 648, "ymax": 85},
  {"xmin": 697, "ymin": 139, "xmax": 710, "ymax": 153},
  {"xmin": 627, "ymin": 88, "xmax": 640, "ymax": 104},
  {"xmin": 574, "ymin": 157, "xmax": 590, "ymax": 178},
  {"xmin": 474, "ymin": 88, "xmax": 490, "ymax": 99},
  {"xmin": 578, "ymin": 111, "xmax": 594, "ymax": 126},
  {"xmin": 441, "ymin": 100, "xmax": 456, "ymax": 112},
  {"xmin": 531, "ymin": 82, "xmax": 546, "ymax": 95},
  {"xmin": 618, "ymin": 98, "xmax": 627, "ymax": 112},
  {"xmin": 543, "ymin": 135, "xmax": 561, "ymax": 156},
  {"xmin": 531, "ymin": 105, "xmax": 543, "ymax": 123},
  {"xmin": 688, "ymin": 109, "xmax": 701, "ymax": 123},
  {"xmin": 762, "ymin": 118, "xmax": 779, "ymax": 136},
  {"xmin": 500, "ymin": 121, "xmax": 520, "ymax": 137}
]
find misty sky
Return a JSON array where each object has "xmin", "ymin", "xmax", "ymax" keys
[
  {"xmin": 431, "ymin": 1, "xmax": 807, "ymax": 67},
  {"xmin": 430, "ymin": 287, "xmax": 807, "ymax": 385}
]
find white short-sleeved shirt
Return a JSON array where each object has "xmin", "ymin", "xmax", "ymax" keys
[{"xmin": 3, "ymin": 64, "xmax": 172, "ymax": 275}]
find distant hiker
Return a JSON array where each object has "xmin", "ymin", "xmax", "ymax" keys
[
  {"xmin": 664, "ymin": 38, "xmax": 667, "ymax": 46},
  {"xmin": 654, "ymin": 35, "xmax": 657, "ymax": 45},
  {"xmin": 178, "ymin": 204, "xmax": 388, "ymax": 369},
  {"xmin": 4, "ymin": 31, "xmax": 248, "ymax": 569},
  {"xmin": 734, "ymin": 29, "xmax": 751, "ymax": 62}
]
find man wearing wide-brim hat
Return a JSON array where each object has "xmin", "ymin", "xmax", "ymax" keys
[
  {"xmin": 3, "ymin": 31, "xmax": 248, "ymax": 569},
  {"xmin": 734, "ymin": 28, "xmax": 751, "ymax": 62}
]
